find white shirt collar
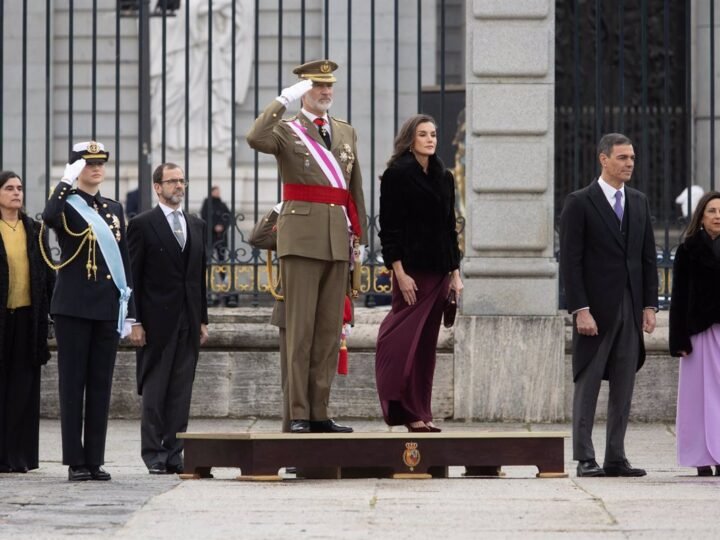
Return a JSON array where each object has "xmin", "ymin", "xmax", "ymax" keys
[
  {"xmin": 598, "ymin": 177, "xmax": 625, "ymax": 206},
  {"xmin": 301, "ymin": 108, "xmax": 330, "ymax": 128},
  {"xmin": 158, "ymin": 201, "xmax": 183, "ymax": 217}
]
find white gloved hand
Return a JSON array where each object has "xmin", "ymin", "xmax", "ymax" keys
[
  {"xmin": 120, "ymin": 320, "xmax": 133, "ymax": 339},
  {"xmin": 61, "ymin": 158, "xmax": 86, "ymax": 185},
  {"xmin": 277, "ymin": 79, "xmax": 313, "ymax": 106}
]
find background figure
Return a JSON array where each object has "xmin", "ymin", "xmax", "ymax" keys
[
  {"xmin": 128, "ymin": 163, "xmax": 208, "ymax": 475},
  {"xmin": 560, "ymin": 133, "xmax": 658, "ymax": 478},
  {"xmin": 42, "ymin": 141, "xmax": 135, "ymax": 482},
  {"xmin": 200, "ymin": 186, "xmax": 236, "ymax": 307},
  {"xmin": 375, "ymin": 114, "xmax": 463, "ymax": 433},
  {"xmin": 246, "ymin": 59, "xmax": 367, "ymax": 434},
  {"xmin": 0, "ymin": 171, "xmax": 54, "ymax": 474},
  {"xmin": 125, "ymin": 188, "xmax": 139, "ymax": 219},
  {"xmin": 669, "ymin": 191, "xmax": 720, "ymax": 477}
]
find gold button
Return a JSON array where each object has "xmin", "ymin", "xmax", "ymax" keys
[
  {"xmin": 103, "ymin": 203, "xmax": 108, "ymax": 208},
  {"xmin": 106, "ymin": 274, "xmax": 112, "ymax": 280},
  {"xmin": 291, "ymin": 210, "xmax": 296, "ymax": 214},
  {"xmin": 106, "ymin": 214, "xmax": 111, "ymax": 218},
  {"xmin": 330, "ymin": 203, "xmax": 335, "ymax": 207},
  {"xmin": 58, "ymin": 195, "xmax": 63, "ymax": 199},
  {"xmin": 272, "ymin": 113, "xmax": 277, "ymax": 117}
]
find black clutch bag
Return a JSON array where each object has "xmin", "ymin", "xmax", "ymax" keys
[{"xmin": 443, "ymin": 289, "xmax": 457, "ymax": 328}]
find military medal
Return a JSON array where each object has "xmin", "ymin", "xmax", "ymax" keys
[{"xmin": 304, "ymin": 158, "xmax": 310, "ymax": 169}]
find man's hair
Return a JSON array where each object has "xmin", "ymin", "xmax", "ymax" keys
[
  {"xmin": 152, "ymin": 162, "xmax": 182, "ymax": 184},
  {"xmin": 597, "ymin": 133, "xmax": 633, "ymax": 157}
]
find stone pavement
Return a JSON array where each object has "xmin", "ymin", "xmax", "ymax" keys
[{"xmin": 0, "ymin": 419, "xmax": 717, "ymax": 539}]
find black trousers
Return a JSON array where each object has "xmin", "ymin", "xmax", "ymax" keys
[
  {"xmin": 54, "ymin": 315, "xmax": 119, "ymax": 466},
  {"xmin": 572, "ymin": 288, "xmax": 640, "ymax": 464},
  {"xmin": 140, "ymin": 308, "xmax": 198, "ymax": 469},
  {"xmin": 0, "ymin": 307, "xmax": 40, "ymax": 471}
]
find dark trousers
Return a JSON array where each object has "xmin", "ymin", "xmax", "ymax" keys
[
  {"xmin": 0, "ymin": 307, "xmax": 40, "ymax": 471},
  {"xmin": 140, "ymin": 308, "xmax": 198, "ymax": 469},
  {"xmin": 54, "ymin": 315, "xmax": 119, "ymax": 466},
  {"xmin": 572, "ymin": 288, "xmax": 639, "ymax": 464}
]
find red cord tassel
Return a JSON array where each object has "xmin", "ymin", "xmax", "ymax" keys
[{"xmin": 337, "ymin": 338, "xmax": 348, "ymax": 375}]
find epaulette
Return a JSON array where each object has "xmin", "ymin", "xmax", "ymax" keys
[
  {"xmin": 332, "ymin": 117, "xmax": 351, "ymax": 125},
  {"xmin": 101, "ymin": 196, "xmax": 121, "ymax": 205},
  {"xmin": 69, "ymin": 188, "xmax": 78, "ymax": 194},
  {"xmin": 281, "ymin": 114, "xmax": 299, "ymax": 123}
]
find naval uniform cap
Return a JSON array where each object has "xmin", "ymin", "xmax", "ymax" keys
[
  {"xmin": 292, "ymin": 59, "xmax": 338, "ymax": 84},
  {"xmin": 70, "ymin": 140, "xmax": 110, "ymax": 164}
]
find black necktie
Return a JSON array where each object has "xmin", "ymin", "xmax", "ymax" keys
[{"xmin": 313, "ymin": 118, "xmax": 332, "ymax": 149}]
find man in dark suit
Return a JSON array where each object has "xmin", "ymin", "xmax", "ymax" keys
[
  {"xmin": 42, "ymin": 141, "xmax": 135, "ymax": 482},
  {"xmin": 246, "ymin": 59, "xmax": 367, "ymax": 434},
  {"xmin": 127, "ymin": 163, "xmax": 209, "ymax": 475},
  {"xmin": 560, "ymin": 133, "xmax": 659, "ymax": 478}
]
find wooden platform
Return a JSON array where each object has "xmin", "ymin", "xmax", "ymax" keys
[{"xmin": 177, "ymin": 431, "xmax": 569, "ymax": 480}]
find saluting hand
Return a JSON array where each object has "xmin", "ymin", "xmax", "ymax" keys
[{"xmin": 61, "ymin": 158, "xmax": 86, "ymax": 185}]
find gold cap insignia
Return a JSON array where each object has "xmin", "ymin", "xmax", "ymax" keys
[
  {"xmin": 293, "ymin": 59, "xmax": 339, "ymax": 84},
  {"xmin": 87, "ymin": 141, "xmax": 100, "ymax": 154}
]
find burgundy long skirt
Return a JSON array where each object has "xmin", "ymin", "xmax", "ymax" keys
[{"xmin": 375, "ymin": 271, "xmax": 450, "ymax": 426}]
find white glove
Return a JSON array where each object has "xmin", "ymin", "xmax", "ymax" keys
[
  {"xmin": 61, "ymin": 158, "xmax": 86, "ymax": 185},
  {"xmin": 120, "ymin": 320, "xmax": 133, "ymax": 339},
  {"xmin": 276, "ymin": 79, "xmax": 313, "ymax": 106}
]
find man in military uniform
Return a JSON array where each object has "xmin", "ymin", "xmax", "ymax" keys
[
  {"xmin": 42, "ymin": 141, "xmax": 135, "ymax": 481},
  {"xmin": 247, "ymin": 59, "xmax": 367, "ymax": 433}
]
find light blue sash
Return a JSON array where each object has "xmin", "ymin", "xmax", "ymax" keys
[{"xmin": 66, "ymin": 194, "xmax": 132, "ymax": 334}]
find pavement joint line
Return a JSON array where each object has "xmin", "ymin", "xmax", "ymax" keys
[{"xmin": 570, "ymin": 477, "xmax": 620, "ymax": 527}]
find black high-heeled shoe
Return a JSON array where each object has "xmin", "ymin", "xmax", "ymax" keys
[
  {"xmin": 425, "ymin": 423, "xmax": 442, "ymax": 432},
  {"xmin": 697, "ymin": 466, "xmax": 713, "ymax": 476},
  {"xmin": 405, "ymin": 423, "xmax": 431, "ymax": 433}
]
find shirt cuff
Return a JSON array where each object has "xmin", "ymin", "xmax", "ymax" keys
[{"xmin": 572, "ymin": 307, "xmax": 590, "ymax": 314}]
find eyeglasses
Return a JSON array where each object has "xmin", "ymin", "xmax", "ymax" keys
[{"xmin": 159, "ymin": 179, "xmax": 187, "ymax": 186}]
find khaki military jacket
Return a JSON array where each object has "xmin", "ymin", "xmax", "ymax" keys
[{"xmin": 247, "ymin": 100, "xmax": 368, "ymax": 261}]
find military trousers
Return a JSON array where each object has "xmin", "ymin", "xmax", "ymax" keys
[
  {"xmin": 280, "ymin": 255, "xmax": 348, "ymax": 421},
  {"xmin": 54, "ymin": 315, "xmax": 119, "ymax": 467}
]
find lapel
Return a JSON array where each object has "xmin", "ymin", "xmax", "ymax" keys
[
  {"xmin": 297, "ymin": 112, "xmax": 327, "ymax": 149},
  {"xmin": 587, "ymin": 180, "xmax": 625, "ymax": 248},
  {"xmin": 149, "ymin": 205, "xmax": 184, "ymax": 270},
  {"xmin": 625, "ymin": 188, "xmax": 644, "ymax": 252},
  {"xmin": 328, "ymin": 116, "xmax": 341, "ymax": 152}
]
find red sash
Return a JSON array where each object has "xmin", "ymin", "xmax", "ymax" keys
[{"xmin": 283, "ymin": 183, "xmax": 361, "ymax": 237}]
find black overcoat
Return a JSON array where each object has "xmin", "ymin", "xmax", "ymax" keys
[
  {"xmin": 379, "ymin": 152, "xmax": 461, "ymax": 274},
  {"xmin": 668, "ymin": 231, "xmax": 720, "ymax": 356},
  {"xmin": 127, "ymin": 206, "xmax": 208, "ymax": 394},
  {"xmin": 559, "ymin": 180, "xmax": 658, "ymax": 380},
  {"xmin": 0, "ymin": 214, "xmax": 55, "ymax": 367}
]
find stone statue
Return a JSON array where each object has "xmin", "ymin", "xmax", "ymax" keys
[{"xmin": 149, "ymin": 0, "xmax": 253, "ymax": 153}]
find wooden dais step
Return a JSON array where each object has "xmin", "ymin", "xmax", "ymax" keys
[{"xmin": 177, "ymin": 431, "xmax": 569, "ymax": 480}]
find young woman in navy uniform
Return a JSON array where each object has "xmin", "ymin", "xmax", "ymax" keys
[{"xmin": 41, "ymin": 141, "xmax": 135, "ymax": 482}]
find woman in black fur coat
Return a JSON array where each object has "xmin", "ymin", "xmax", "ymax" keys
[
  {"xmin": 0, "ymin": 171, "xmax": 54, "ymax": 473},
  {"xmin": 375, "ymin": 114, "xmax": 463, "ymax": 432},
  {"xmin": 669, "ymin": 190, "xmax": 720, "ymax": 477}
]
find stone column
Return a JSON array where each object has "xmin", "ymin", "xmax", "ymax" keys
[{"xmin": 456, "ymin": 0, "xmax": 564, "ymax": 421}]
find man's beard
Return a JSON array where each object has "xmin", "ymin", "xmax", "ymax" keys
[
  {"xmin": 305, "ymin": 94, "xmax": 333, "ymax": 113},
  {"xmin": 165, "ymin": 192, "xmax": 184, "ymax": 205}
]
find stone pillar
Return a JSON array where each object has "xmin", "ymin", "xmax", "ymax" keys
[{"xmin": 456, "ymin": 0, "xmax": 564, "ymax": 421}]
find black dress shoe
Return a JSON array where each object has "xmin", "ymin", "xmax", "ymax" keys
[
  {"xmin": 166, "ymin": 463, "xmax": 184, "ymax": 474},
  {"xmin": 88, "ymin": 465, "xmax": 112, "ymax": 481},
  {"xmin": 68, "ymin": 466, "xmax": 92, "ymax": 482},
  {"xmin": 716, "ymin": 466, "xmax": 720, "ymax": 477},
  {"xmin": 697, "ymin": 466, "xmax": 713, "ymax": 476},
  {"xmin": 576, "ymin": 459, "xmax": 605, "ymax": 477},
  {"xmin": 148, "ymin": 463, "xmax": 168, "ymax": 475},
  {"xmin": 603, "ymin": 460, "xmax": 646, "ymax": 477},
  {"xmin": 310, "ymin": 419, "xmax": 353, "ymax": 433},
  {"xmin": 0, "ymin": 464, "xmax": 11, "ymax": 473},
  {"xmin": 289, "ymin": 420, "xmax": 311, "ymax": 433}
]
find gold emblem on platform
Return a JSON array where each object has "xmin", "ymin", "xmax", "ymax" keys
[
  {"xmin": 402, "ymin": 442, "xmax": 421, "ymax": 471},
  {"xmin": 87, "ymin": 141, "xmax": 100, "ymax": 154}
]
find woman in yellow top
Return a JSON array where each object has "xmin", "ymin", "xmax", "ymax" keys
[{"xmin": 0, "ymin": 171, "xmax": 54, "ymax": 473}]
